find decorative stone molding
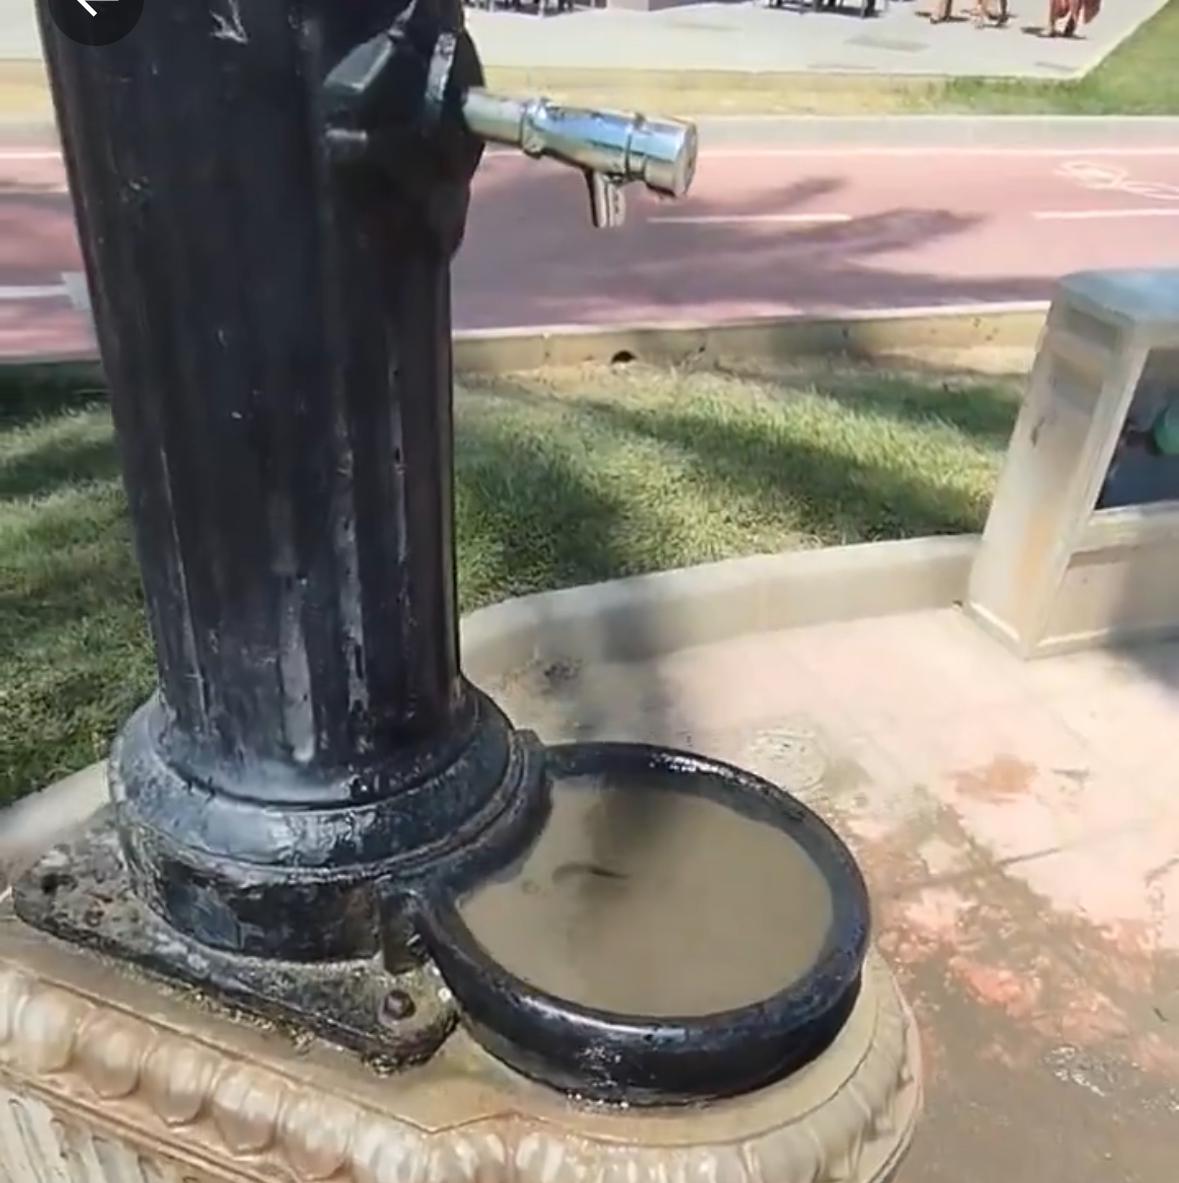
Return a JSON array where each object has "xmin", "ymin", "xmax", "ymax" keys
[{"xmin": 0, "ymin": 912, "xmax": 920, "ymax": 1183}]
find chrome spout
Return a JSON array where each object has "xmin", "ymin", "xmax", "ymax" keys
[{"xmin": 461, "ymin": 89, "xmax": 698, "ymax": 227}]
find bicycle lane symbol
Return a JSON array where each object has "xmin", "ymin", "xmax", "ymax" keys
[{"xmin": 1056, "ymin": 160, "xmax": 1179, "ymax": 204}]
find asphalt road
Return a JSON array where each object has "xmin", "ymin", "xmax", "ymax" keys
[{"xmin": 3, "ymin": 135, "xmax": 1179, "ymax": 359}]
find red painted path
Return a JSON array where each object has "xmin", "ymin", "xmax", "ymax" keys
[{"xmin": 3, "ymin": 141, "xmax": 1179, "ymax": 359}]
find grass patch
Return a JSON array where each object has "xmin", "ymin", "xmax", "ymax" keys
[
  {"xmin": 940, "ymin": 0, "xmax": 1179, "ymax": 113},
  {"xmin": 1, "ymin": 370, "xmax": 154, "ymax": 808},
  {"xmin": 488, "ymin": 0, "xmax": 1179, "ymax": 115},
  {"xmin": 0, "ymin": 358, "xmax": 1021, "ymax": 805},
  {"xmin": 484, "ymin": 67, "xmax": 943, "ymax": 117}
]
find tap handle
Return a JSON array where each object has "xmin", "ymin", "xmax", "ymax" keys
[{"xmin": 586, "ymin": 172, "xmax": 626, "ymax": 230}]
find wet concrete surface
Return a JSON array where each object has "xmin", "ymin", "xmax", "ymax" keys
[{"xmin": 486, "ymin": 607, "xmax": 1179, "ymax": 1180}]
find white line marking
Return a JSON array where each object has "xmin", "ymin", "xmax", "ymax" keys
[
  {"xmin": 0, "ymin": 183, "xmax": 71, "ymax": 194},
  {"xmin": 648, "ymin": 213, "xmax": 851, "ymax": 225},
  {"xmin": 63, "ymin": 271, "xmax": 91, "ymax": 312},
  {"xmin": 1056, "ymin": 160, "xmax": 1179, "ymax": 202},
  {"xmin": 453, "ymin": 300, "xmax": 1053, "ymax": 338},
  {"xmin": 1033, "ymin": 207, "xmax": 1179, "ymax": 220},
  {"xmin": 0, "ymin": 274, "xmax": 82, "ymax": 304},
  {"xmin": 0, "ymin": 151, "xmax": 63, "ymax": 162},
  {"xmin": 0, "ymin": 283, "xmax": 70, "ymax": 301}
]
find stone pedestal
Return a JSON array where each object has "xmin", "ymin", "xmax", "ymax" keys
[
  {"xmin": 0, "ymin": 901, "xmax": 919, "ymax": 1183},
  {"xmin": 968, "ymin": 268, "xmax": 1179, "ymax": 657}
]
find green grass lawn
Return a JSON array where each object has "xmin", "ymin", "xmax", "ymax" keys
[
  {"xmin": 940, "ymin": 0, "xmax": 1179, "ymax": 114},
  {"xmin": 492, "ymin": 0, "xmax": 1179, "ymax": 115},
  {"xmin": 0, "ymin": 359, "xmax": 1021, "ymax": 806}
]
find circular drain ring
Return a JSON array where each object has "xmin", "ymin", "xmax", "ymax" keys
[{"xmin": 416, "ymin": 742, "xmax": 871, "ymax": 1104}]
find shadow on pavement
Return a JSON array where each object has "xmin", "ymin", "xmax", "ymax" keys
[{"xmin": 456, "ymin": 163, "xmax": 1047, "ymax": 329}]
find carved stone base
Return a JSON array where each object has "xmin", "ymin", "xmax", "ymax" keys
[{"xmin": 0, "ymin": 902, "xmax": 921, "ymax": 1183}]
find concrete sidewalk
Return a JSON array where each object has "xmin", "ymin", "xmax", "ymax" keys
[
  {"xmin": 694, "ymin": 113, "xmax": 1179, "ymax": 146},
  {"xmin": 467, "ymin": 0, "xmax": 1167, "ymax": 78},
  {"xmin": 488, "ymin": 606, "xmax": 1179, "ymax": 1182},
  {"xmin": 1, "ymin": 0, "xmax": 1169, "ymax": 82},
  {"xmin": 0, "ymin": 5, "xmax": 38, "ymax": 60}
]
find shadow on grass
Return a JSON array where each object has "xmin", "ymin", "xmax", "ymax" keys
[
  {"xmin": 715, "ymin": 360, "xmax": 1023, "ymax": 448},
  {"xmin": 455, "ymin": 412, "xmax": 641, "ymax": 612},
  {"xmin": 0, "ymin": 376, "xmax": 150, "ymax": 803},
  {"xmin": 0, "ymin": 490, "xmax": 140, "ymax": 660},
  {"xmin": 0, "ymin": 364, "xmax": 105, "ymax": 428},
  {"xmin": 0, "ymin": 432, "xmax": 121, "ymax": 501},
  {"xmin": 465, "ymin": 365, "xmax": 1012, "ymax": 551},
  {"xmin": 578, "ymin": 396, "xmax": 986, "ymax": 540}
]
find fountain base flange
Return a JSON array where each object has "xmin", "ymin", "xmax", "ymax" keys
[
  {"xmin": 12, "ymin": 813, "xmax": 454, "ymax": 1069},
  {"xmin": 0, "ymin": 892, "xmax": 921, "ymax": 1183}
]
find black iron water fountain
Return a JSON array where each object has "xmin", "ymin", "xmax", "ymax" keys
[{"xmin": 15, "ymin": 0, "xmax": 890, "ymax": 1122}]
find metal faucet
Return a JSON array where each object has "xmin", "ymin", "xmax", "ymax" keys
[
  {"xmin": 321, "ymin": 20, "xmax": 698, "ymax": 230},
  {"xmin": 461, "ymin": 90, "xmax": 698, "ymax": 228}
]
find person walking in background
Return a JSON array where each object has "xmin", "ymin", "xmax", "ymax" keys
[
  {"xmin": 929, "ymin": 0, "xmax": 1009, "ymax": 25},
  {"xmin": 930, "ymin": 0, "xmax": 1095, "ymax": 30},
  {"xmin": 1046, "ymin": 0, "xmax": 1101, "ymax": 36}
]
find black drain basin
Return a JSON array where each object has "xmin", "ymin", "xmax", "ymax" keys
[{"xmin": 417, "ymin": 742, "xmax": 870, "ymax": 1103}]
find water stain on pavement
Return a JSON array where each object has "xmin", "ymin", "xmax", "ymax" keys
[{"xmin": 951, "ymin": 754, "xmax": 1037, "ymax": 802}]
